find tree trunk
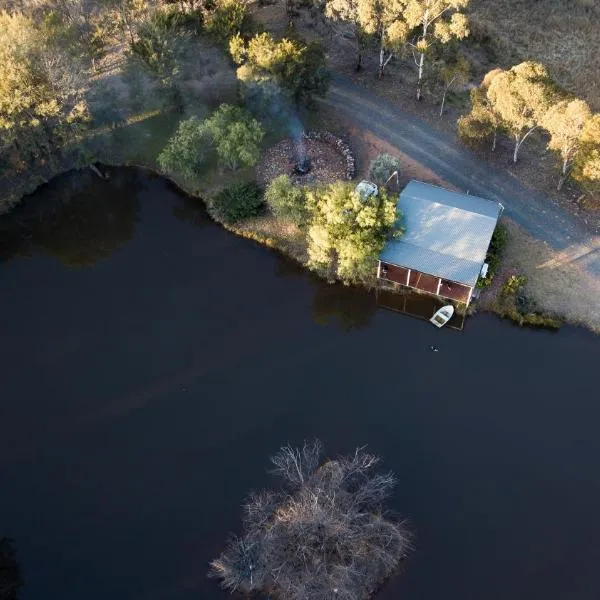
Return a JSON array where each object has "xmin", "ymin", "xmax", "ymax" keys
[
  {"xmin": 492, "ymin": 130, "xmax": 497, "ymax": 152},
  {"xmin": 557, "ymin": 158, "xmax": 570, "ymax": 191},
  {"xmin": 416, "ymin": 17, "xmax": 429, "ymax": 101},
  {"xmin": 378, "ymin": 41, "xmax": 385, "ymax": 79},
  {"xmin": 513, "ymin": 126, "xmax": 537, "ymax": 163},
  {"xmin": 416, "ymin": 52, "xmax": 425, "ymax": 101},
  {"xmin": 439, "ymin": 86, "xmax": 448, "ymax": 117}
]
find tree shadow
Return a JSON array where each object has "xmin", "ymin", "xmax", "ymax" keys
[{"xmin": 0, "ymin": 167, "xmax": 141, "ymax": 267}]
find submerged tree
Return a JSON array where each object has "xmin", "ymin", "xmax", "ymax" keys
[{"xmin": 210, "ymin": 441, "xmax": 411, "ymax": 600}]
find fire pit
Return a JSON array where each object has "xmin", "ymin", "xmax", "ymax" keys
[{"xmin": 294, "ymin": 157, "xmax": 312, "ymax": 175}]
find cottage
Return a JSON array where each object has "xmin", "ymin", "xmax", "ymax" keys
[{"xmin": 378, "ymin": 181, "xmax": 503, "ymax": 305}]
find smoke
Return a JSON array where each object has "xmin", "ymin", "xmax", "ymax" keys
[{"xmin": 242, "ymin": 81, "xmax": 307, "ymax": 162}]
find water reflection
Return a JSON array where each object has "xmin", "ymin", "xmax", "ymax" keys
[
  {"xmin": 0, "ymin": 538, "xmax": 23, "ymax": 600},
  {"xmin": 0, "ymin": 168, "xmax": 141, "ymax": 267}
]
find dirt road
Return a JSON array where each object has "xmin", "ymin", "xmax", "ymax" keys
[{"xmin": 322, "ymin": 74, "xmax": 600, "ymax": 277}]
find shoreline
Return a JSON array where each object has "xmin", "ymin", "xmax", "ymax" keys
[{"xmin": 2, "ymin": 161, "xmax": 586, "ymax": 333}]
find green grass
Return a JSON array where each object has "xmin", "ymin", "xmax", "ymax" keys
[{"xmin": 116, "ymin": 111, "xmax": 181, "ymax": 166}]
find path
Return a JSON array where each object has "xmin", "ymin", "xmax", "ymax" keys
[{"xmin": 322, "ymin": 74, "xmax": 600, "ymax": 276}]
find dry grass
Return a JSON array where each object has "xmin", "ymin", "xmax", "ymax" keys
[
  {"xmin": 468, "ymin": 0, "xmax": 600, "ymax": 110},
  {"xmin": 480, "ymin": 219, "xmax": 600, "ymax": 332}
]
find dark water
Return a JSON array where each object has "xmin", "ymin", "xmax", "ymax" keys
[{"xmin": 1, "ymin": 168, "xmax": 599, "ymax": 600}]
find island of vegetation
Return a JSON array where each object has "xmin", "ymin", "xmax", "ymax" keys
[{"xmin": 210, "ymin": 440, "xmax": 411, "ymax": 600}]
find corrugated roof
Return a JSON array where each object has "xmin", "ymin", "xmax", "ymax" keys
[{"xmin": 380, "ymin": 181, "xmax": 501, "ymax": 287}]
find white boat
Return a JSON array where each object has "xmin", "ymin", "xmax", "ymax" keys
[{"xmin": 430, "ymin": 305, "xmax": 454, "ymax": 328}]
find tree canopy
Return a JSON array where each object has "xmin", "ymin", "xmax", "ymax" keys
[
  {"xmin": 264, "ymin": 174, "xmax": 308, "ymax": 226},
  {"xmin": 158, "ymin": 116, "xmax": 208, "ymax": 179},
  {"xmin": 305, "ymin": 182, "xmax": 400, "ymax": 284},
  {"xmin": 201, "ymin": 104, "xmax": 264, "ymax": 169},
  {"xmin": 0, "ymin": 10, "xmax": 89, "ymax": 173},
  {"xmin": 486, "ymin": 61, "xmax": 557, "ymax": 162},
  {"xmin": 542, "ymin": 98, "xmax": 592, "ymax": 189},
  {"xmin": 210, "ymin": 441, "xmax": 411, "ymax": 600},
  {"xmin": 230, "ymin": 32, "xmax": 329, "ymax": 106}
]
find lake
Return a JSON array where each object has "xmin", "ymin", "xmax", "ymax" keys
[{"xmin": 1, "ymin": 167, "xmax": 599, "ymax": 600}]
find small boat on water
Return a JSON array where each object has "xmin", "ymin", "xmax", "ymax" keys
[{"xmin": 430, "ymin": 305, "xmax": 454, "ymax": 328}]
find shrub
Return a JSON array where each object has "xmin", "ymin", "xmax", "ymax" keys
[
  {"xmin": 158, "ymin": 116, "xmax": 208, "ymax": 180},
  {"xmin": 264, "ymin": 174, "xmax": 307, "ymax": 226},
  {"xmin": 205, "ymin": 0, "xmax": 249, "ymax": 43},
  {"xmin": 210, "ymin": 182, "xmax": 264, "ymax": 224},
  {"xmin": 477, "ymin": 223, "xmax": 507, "ymax": 288},
  {"xmin": 368, "ymin": 153, "xmax": 401, "ymax": 185}
]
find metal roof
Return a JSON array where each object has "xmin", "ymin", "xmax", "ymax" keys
[{"xmin": 380, "ymin": 181, "xmax": 502, "ymax": 287}]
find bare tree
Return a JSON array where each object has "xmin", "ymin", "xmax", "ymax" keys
[{"xmin": 210, "ymin": 441, "xmax": 412, "ymax": 600}]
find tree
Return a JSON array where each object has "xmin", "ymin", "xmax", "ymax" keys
[
  {"xmin": 210, "ymin": 441, "xmax": 411, "ymax": 600},
  {"xmin": 0, "ymin": 10, "xmax": 89, "ymax": 172},
  {"xmin": 305, "ymin": 182, "xmax": 400, "ymax": 284},
  {"xmin": 264, "ymin": 174, "xmax": 307, "ymax": 226},
  {"xmin": 230, "ymin": 32, "xmax": 329, "ymax": 106},
  {"xmin": 205, "ymin": 0, "xmax": 248, "ymax": 43},
  {"xmin": 573, "ymin": 114, "xmax": 600, "ymax": 194},
  {"xmin": 202, "ymin": 104, "xmax": 264, "ymax": 170},
  {"xmin": 158, "ymin": 116, "xmax": 208, "ymax": 179},
  {"xmin": 107, "ymin": 0, "xmax": 150, "ymax": 46},
  {"xmin": 129, "ymin": 9, "xmax": 189, "ymax": 93},
  {"xmin": 368, "ymin": 153, "xmax": 401, "ymax": 185},
  {"xmin": 402, "ymin": 0, "xmax": 470, "ymax": 100},
  {"xmin": 542, "ymin": 98, "xmax": 592, "ymax": 190},
  {"xmin": 358, "ymin": 0, "xmax": 410, "ymax": 79},
  {"xmin": 438, "ymin": 53, "xmax": 469, "ymax": 117},
  {"xmin": 486, "ymin": 61, "xmax": 556, "ymax": 163},
  {"xmin": 457, "ymin": 68, "xmax": 503, "ymax": 151}
]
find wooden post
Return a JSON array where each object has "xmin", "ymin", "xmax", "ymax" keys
[
  {"xmin": 377, "ymin": 261, "xmax": 381, "ymax": 279},
  {"xmin": 406, "ymin": 269, "xmax": 411, "ymax": 286},
  {"xmin": 436, "ymin": 278, "xmax": 442, "ymax": 296},
  {"xmin": 466, "ymin": 286, "xmax": 473, "ymax": 306}
]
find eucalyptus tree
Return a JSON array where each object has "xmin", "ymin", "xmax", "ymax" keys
[
  {"xmin": 486, "ymin": 61, "xmax": 557, "ymax": 163},
  {"xmin": 542, "ymin": 98, "xmax": 592, "ymax": 190},
  {"xmin": 573, "ymin": 114, "xmax": 600, "ymax": 193},
  {"xmin": 457, "ymin": 68, "xmax": 503, "ymax": 151},
  {"xmin": 402, "ymin": 0, "xmax": 470, "ymax": 100}
]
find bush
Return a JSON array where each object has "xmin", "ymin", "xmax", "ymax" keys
[
  {"xmin": 205, "ymin": 0, "xmax": 250, "ymax": 43},
  {"xmin": 158, "ymin": 116, "xmax": 208, "ymax": 180},
  {"xmin": 264, "ymin": 174, "xmax": 307, "ymax": 226},
  {"xmin": 368, "ymin": 153, "xmax": 401, "ymax": 185},
  {"xmin": 210, "ymin": 182, "xmax": 264, "ymax": 224},
  {"xmin": 477, "ymin": 223, "xmax": 507, "ymax": 288}
]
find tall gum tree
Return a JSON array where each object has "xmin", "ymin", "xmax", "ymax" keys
[
  {"xmin": 402, "ymin": 0, "xmax": 470, "ymax": 100},
  {"xmin": 358, "ymin": 0, "xmax": 410, "ymax": 79},
  {"xmin": 486, "ymin": 61, "xmax": 556, "ymax": 163},
  {"xmin": 542, "ymin": 98, "xmax": 592, "ymax": 190},
  {"xmin": 573, "ymin": 114, "xmax": 600, "ymax": 195}
]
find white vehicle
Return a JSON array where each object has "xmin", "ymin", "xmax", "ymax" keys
[{"xmin": 430, "ymin": 305, "xmax": 454, "ymax": 328}]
